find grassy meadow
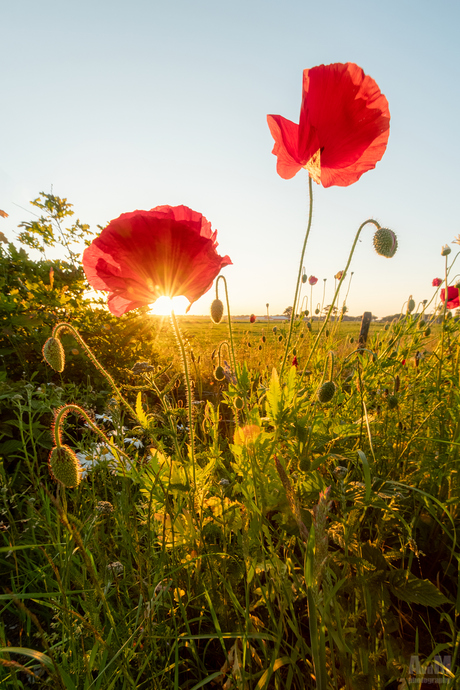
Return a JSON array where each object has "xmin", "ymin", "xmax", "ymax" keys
[{"xmin": 1, "ymin": 302, "xmax": 458, "ymax": 689}]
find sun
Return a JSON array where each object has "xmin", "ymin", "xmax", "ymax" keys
[{"xmin": 149, "ymin": 296, "xmax": 189, "ymax": 316}]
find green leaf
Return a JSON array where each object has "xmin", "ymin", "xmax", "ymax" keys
[
  {"xmin": 135, "ymin": 391, "xmax": 150, "ymax": 429},
  {"xmin": 0, "ymin": 646, "xmax": 54, "ymax": 670},
  {"xmin": 389, "ymin": 569, "xmax": 451, "ymax": 607},
  {"xmin": 266, "ymin": 367, "xmax": 281, "ymax": 424}
]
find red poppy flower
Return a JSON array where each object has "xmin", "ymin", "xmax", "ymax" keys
[
  {"xmin": 267, "ymin": 62, "xmax": 390, "ymax": 187},
  {"xmin": 292, "ymin": 356, "xmax": 298, "ymax": 368},
  {"xmin": 249, "ymin": 314, "xmax": 256, "ymax": 323},
  {"xmin": 432, "ymin": 278, "xmax": 442, "ymax": 287},
  {"xmin": 308, "ymin": 275, "xmax": 318, "ymax": 286},
  {"xmin": 83, "ymin": 205, "xmax": 232, "ymax": 316},
  {"xmin": 440, "ymin": 286, "xmax": 460, "ymax": 309}
]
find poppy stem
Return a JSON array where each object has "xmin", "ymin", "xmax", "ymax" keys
[
  {"xmin": 216, "ymin": 275, "xmax": 239, "ymax": 385},
  {"xmin": 170, "ymin": 310, "xmax": 196, "ymax": 483},
  {"xmin": 280, "ymin": 175, "xmax": 314, "ymax": 377},
  {"xmin": 300, "ymin": 218, "xmax": 381, "ymax": 377},
  {"xmin": 51, "ymin": 322, "xmax": 139, "ymax": 423}
]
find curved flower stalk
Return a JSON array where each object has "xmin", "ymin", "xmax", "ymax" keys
[
  {"xmin": 49, "ymin": 403, "xmax": 132, "ymax": 487},
  {"xmin": 301, "ymin": 219, "xmax": 397, "ymax": 376},
  {"xmin": 43, "ymin": 322, "xmax": 139, "ymax": 422},
  {"xmin": 213, "ymin": 275, "xmax": 239, "ymax": 386}
]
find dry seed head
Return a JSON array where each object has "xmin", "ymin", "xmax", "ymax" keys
[
  {"xmin": 48, "ymin": 445, "xmax": 81, "ymax": 488},
  {"xmin": 317, "ymin": 381, "xmax": 336, "ymax": 403},
  {"xmin": 210, "ymin": 299, "xmax": 224, "ymax": 324},
  {"xmin": 43, "ymin": 337, "xmax": 65, "ymax": 372},
  {"xmin": 373, "ymin": 228, "xmax": 398, "ymax": 258}
]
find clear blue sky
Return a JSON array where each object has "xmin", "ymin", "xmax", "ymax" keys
[{"xmin": 2, "ymin": 0, "xmax": 459, "ymax": 317}]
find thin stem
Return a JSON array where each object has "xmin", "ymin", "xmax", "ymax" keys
[
  {"xmin": 300, "ymin": 218, "xmax": 381, "ymax": 377},
  {"xmin": 170, "ymin": 310, "xmax": 196, "ymax": 484},
  {"xmin": 437, "ymin": 255, "xmax": 449, "ymax": 395},
  {"xmin": 52, "ymin": 322, "xmax": 139, "ymax": 422},
  {"xmin": 216, "ymin": 275, "xmax": 239, "ymax": 385},
  {"xmin": 281, "ymin": 175, "xmax": 314, "ymax": 377}
]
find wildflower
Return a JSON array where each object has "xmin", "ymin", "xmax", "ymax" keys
[
  {"xmin": 267, "ymin": 62, "xmax": 390, "ymax": 187},
  {"xmin": 292, "ymin": 356, "xmax": 298, "ymax": 367},
  {"xmin": 441, "ymin": 244, "xmax": 451, "ymax": 256},
  {"xmin": 107, "ymin": 561, "xmax": 124, "ymax": 577},
  {"xmin": 83, "ymin": 206, "xmax": 232, "ymax": 316},
  {"xmin": 249, "ymin": 314, "xmax": 256, "ymax": 323},
  {"xmin": 440, "ymin": 286, "xmax": 460, "ymax": 309},
  {"xmin": 308, "ymin": 275, "xmax": 318, "ymax": 286},
  {"xmin": 96, "ymin": 501, "xmax": 114, "ymax": 515},
  {"xmin": 432, "ymin": 278, "xmax": 442, "ymax": 287}
]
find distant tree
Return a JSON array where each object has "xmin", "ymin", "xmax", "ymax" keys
[{"xmin": 283, "ymin": 306, "xmax": 293, "ymax": 317}]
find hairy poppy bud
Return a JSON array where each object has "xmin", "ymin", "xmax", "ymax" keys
[
  {"xmin": 424, "ymin": 327, "xmax": 431, "ymax": 336},
  {"xmin": 373, "ymin": 228, "xmax": 398, "ymax": 258},
  {"xmin": 42, "ymin": 337, "xmax": 65, "ymax": 372},
  {"xmin": 234, "ymin": 397, "xmax": 244, "ymax": 410},
  {"xmin": 210, "ymin": 299, "xmax": 224, "ymax": 324},
  {"xmin": 48, "ymin": 445, "xmax": 81, "ymax": 487},
  {"xmin": 214, "ymin": 365, "xmax": 225, "ymax": 381},
  {"xmin": 317, "ymin": 381, "xmax": 336, "ymax": 403},
  {"xmin": 302, "ymin": 273, "xmax": 307, "ymax": 283},
  {"xmin": 388, "ymin": 395, "xmax": 398, "ymax": 409},
  {"xmin": 407, "ymin": 297, "xmax": 415, "ymax": 313}
]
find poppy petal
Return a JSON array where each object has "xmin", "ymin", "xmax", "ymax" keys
[{"xmin": 266, "ymin": 115, "xmax": 303, "ymax": 179}]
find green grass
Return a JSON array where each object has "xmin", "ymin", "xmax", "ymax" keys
[{"xmin": 0, "ymin": 310, "xmax": 458, "ymax": 689}]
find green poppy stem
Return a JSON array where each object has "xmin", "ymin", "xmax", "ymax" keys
[
  {"xmin": 170, "ymin": 310, "xmax": 196, "ymax": 484},
  {"xmin": 280, "ymin": 175, "xmax": 314, "ymax": 377},
  {"xmin": 216, "ymin": 275, "xmax": 239, "ymax": 385}
]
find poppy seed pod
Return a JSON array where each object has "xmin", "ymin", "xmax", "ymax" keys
[
  {"xmin": 42, "ymin": 337, "xmax": 65, "ymax": 373},
  {"xmin": 373, "ymin": 228, "xmax": 398, "ymax": 258},
  {"xmin": 210, "ymin": 298, "xmax": 224, "ymax": 324},
  {"xmin": 214, "ymin": 365, "xmax": 225, "ymax": 381},
  {"xmin": 48, "ymin": 445, "xmax": 81, "ymax": 487},
  {"xmin": 317, "ymin": 381, "xmax": 336, "ymax": 403}
]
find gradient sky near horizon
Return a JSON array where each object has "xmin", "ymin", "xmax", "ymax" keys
[{"xmin": 2, "ymin": 0, "xmax": 459, "ymax": 318}]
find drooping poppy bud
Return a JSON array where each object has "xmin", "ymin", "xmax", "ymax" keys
[
  {"xmin": 48, "ymin": 445, "xmax": 81, "ymax": 487},
  {"xmin": 214, "ymin": 365, "xmax": 225, "ymax": 381},
  {"xmin": 249, "ymin": 314, "xmax": 256, "ymax": 323},
  {"xmin": 407, "ymin": 297, "xmax": 415, "ymax": 313},
  {"xmin": 42, "ymin": 337, "xmax": 65, "ymax": 373},
  {"xmin": 317, "ymin": 381, "xmax": 336, "ymax": 403},
  {"xmin": 373, "ymin": 228, "xmax": 398, "ymax": 258},
  {"xmin": 210, "ymin": 299, "xmax": 224, "ymax": 324}
]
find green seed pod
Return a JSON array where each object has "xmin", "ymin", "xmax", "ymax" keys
[
  {"xmin": 42, "ymin": 337, "xmax": 65, "ymax": 373},
  {"xmin": 317, "ymin": 381, "xmax": 336, "ymax": 403},
  {"xmin": 48, "ymin": 445, "xmax": 81, "ymax": 488},
  {"xmin": 210, "ymin": 299, "xmax": 224, "ymax": 324},
  {"xmin": 214, "ymin": 365, "xmax": 225, "ymax": 381},
  {"xmin": 373, "ymin": 228, "xmax": 398, "ymax": 258},
  {"xmin": 388, "ymin": 395, "xmax": 398, "ymax": 409},
  {"xmin": 424, "ymin": 327, "xmax": 431, "ymax": 336}
]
